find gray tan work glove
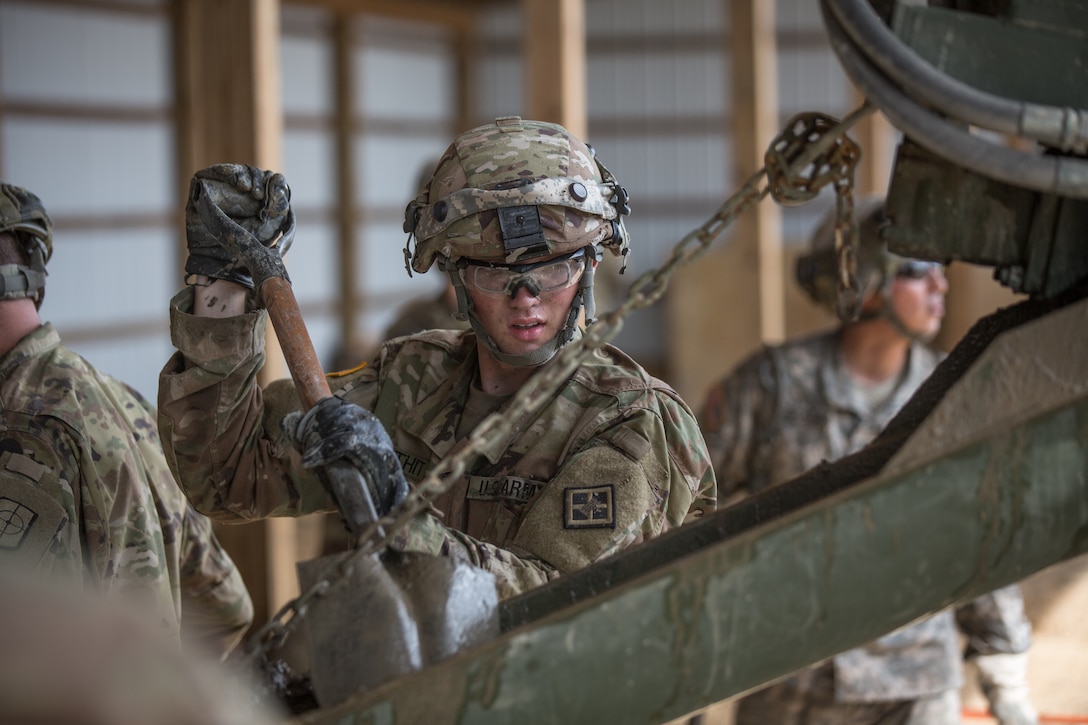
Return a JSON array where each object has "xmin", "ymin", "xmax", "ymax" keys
[
  {"xmin": 283, "ymin": 396, "xmax": 410, "ymax": 520},
  {"xmin": 975, "ymin": 652, "xmax": 1039, "ymax": 725},
  {"xmin": 185, "ymin": 164, "xmax": 295, "ymax": 288}
]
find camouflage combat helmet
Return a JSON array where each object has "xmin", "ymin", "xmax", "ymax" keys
[
  {"xmin": 795, "ymin": 196, "xmax": 906, "ymax": 315},
  {"xmin": 0, "ymin": 183, "xmax": 52, "ymax": 308},
  {"xmin": 796, "ymin": 195, "xmax": 944, "ymax": 336},
  {"xmin": 402, "ymin": 116, "xmax": 632, "ymax": 367}
]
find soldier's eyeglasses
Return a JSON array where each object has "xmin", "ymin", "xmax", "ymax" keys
[
  {"xmin": 895, "ymin": 261, "xmax": 944, "ymax": 280},
  {"xmin": 461, "ymin": 251, "xmax": 586, "ymax": 298}
]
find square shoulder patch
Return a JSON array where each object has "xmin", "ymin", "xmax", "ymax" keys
[{"xmin": 564, "ymin": 484, "xmax": 615, "ymax": 529}]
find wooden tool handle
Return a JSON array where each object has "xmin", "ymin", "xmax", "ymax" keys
[{"xmin": 261, "ymin": 276, "xmax": 331, "ymax": 411}]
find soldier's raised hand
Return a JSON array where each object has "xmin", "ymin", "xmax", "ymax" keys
[{"xmin": 185, "ymin": 164, "xmax": 295, "ymax": 288}]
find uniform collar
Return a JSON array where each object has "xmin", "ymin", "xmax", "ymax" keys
[
  {"xmin": 400, "ymin": 334, "xmax": 569, "ymax": 465},
  {"xmin": 821, "ymin": 333, "xmax": 929, "ymax": 418},
  {"xmin": 0, "ymin": 322, "xmax": 60, "ymax": 379}
]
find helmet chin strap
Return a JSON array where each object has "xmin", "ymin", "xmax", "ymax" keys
[
  {"xmin": 0, "ymin": 240, "xmax": 47, "ymax": 309},
  {"xmin": 443, "ymin": 249, "xmax": 597, "ymax": 369}
]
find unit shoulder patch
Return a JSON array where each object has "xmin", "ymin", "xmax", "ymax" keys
[
  {"xmin": 563, "ymin": 484, "xmax": 615, "ymax": 529},
  {"xmin": 0, "ymin": 452, "xmax": 68, "ymax": 567}
]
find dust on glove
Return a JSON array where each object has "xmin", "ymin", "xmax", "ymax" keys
[
  {"xmin": 283, "ymin": 396, "xmax": 409, "ymax": 520},
  {"xmin": 185, "ymin": 164, "xmax": 295, "ymax": 288}
]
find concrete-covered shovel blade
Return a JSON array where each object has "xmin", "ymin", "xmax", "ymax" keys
[
  {"xmin": 190, "ymin": 166, "xmax": 499, "ymax": 709},
  {"xmin": 298, "ymin": 550, "xmax": 499, "ymax": 707}
]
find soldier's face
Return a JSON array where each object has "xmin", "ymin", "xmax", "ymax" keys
[
  {"xmin": 888, "ymin": 262, "xmax": 947, "ymax": 338},
  {"xmin": 465, "ymin": 257, "xmax": 582, "ymax": 357}
]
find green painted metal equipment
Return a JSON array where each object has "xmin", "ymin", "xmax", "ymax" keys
[{"xmin": 294, "ymin": 291, "xmax": 1088, "ymax": 725}]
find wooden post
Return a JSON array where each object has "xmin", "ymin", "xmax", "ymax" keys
[
  {"xmin": 522, "ymin": 0, "xmax": 587, "ymax": 138},
  {"xmin": 667, "ymin": 0, "xmax": 783, "ymax": 405},
  {"xmin": 174, "ymin": 0, "xmax": 298, "ymax": 626},
  {"xmin": 851, "ymin": 88, "xmax": 897, "ymax": 196}
]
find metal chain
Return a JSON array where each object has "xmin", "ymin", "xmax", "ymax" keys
[{"xmin": 243, "ymin": 103, "xmax": 875, "ymax": 662}]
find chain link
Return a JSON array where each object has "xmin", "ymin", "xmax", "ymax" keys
[{"xmin": 243, "ymin": 103, "xmax": 875, "ymax": 663}]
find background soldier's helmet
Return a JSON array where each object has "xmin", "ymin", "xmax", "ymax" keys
[
  {"xmin": 795, "ymin": 195, "xmax": 904, "ymax": 314},
  {"xmin": 0, "ymin": 183, "xmax": 52, "ymax": 307},
  {"xmin": 403, "ymin": 116, "xmax": 630, "ymax": 274}
]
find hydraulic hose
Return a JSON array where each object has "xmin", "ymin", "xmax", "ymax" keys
[
  {"xmin": 819, "ymin": 0, "xmax": 1088, "ymax": 199},
  {"xmin": 825, "ymin": 0, "xmax": 1088, "ymax": 154}
]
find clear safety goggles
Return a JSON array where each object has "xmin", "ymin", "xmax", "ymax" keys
[
  {"xmin": 895, "ymin": 260, "xmax": 944, "ymax": 280},
  {"xmin": 460, "ymin": 249, "xmax": 586, "ymax": 298}
]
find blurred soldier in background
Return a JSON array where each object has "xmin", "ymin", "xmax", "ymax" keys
[
  {"xmin": 158, "ymin": 118, "xmax": 715, "ymax": 601},
  {"xmin": 0, "ymin": 182, "xmax": 252, "ymax": 658},
  {"xmin": 0, "ymin": 575, "xmax": 278, "ymax": 725},
  {"xmin": 699, "ymin": 197, "xmax": 1037, "ymax": 725}
]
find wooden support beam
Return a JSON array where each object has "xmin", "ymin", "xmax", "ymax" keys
[
  {"xmin": 174, "ymin": 0, "xmax": 299, "ymax": 626},
  {"xmin": 851, "ymin": 88, "xmax": 897, "ymax": 196},
  {"xmin": 522, "ymin": 0, "xmax": 586, "ymax": 138},
  {"xmin": 667, "ymin": 0, "xmax": 783, "ymax": 405}
]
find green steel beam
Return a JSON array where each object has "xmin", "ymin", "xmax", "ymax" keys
[{"xmin": 295, "ymin": 297, "xmax": 1088, "ymax": 725}]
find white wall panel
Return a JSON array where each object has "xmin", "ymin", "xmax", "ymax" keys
[
  {"xmin": 42, "ymin": 228, "xmax": 174, "ymax": 327},
  {"xmin": 284, "ymin": 129, "xmax": 336, "ymax": 208},
  {"xmin": 589, "ymin": 134, "xmax": 730, "ymax": 209},
  {"xmin": 473, "ymin": 57, "xmax": 524, "ymax": 122},
  {"xmin": 305, "ymin": 316, "xmax": 343, "ymax": 374},
  {"xmin": 585, "ymin": 0, "xmax": 725, "ymax": 35},
  {"xmin": 356, "ymin": 135, "xmax": 448, "ymax": 208},
  {"xmin": 778, "ymin": 47, "xmax": 851, "ymax": 117},
  {"xmin": 473, "ymin": 3, "xmax": 523, "ymax": 121},
  {"xmin": 2, "ymin": 118, "xmax": 174, "ymax": 216},
  {"xmin": 282, "ymin": 35, "xmax": 334, "ymax": 115},
  {"xmin": 355, "ymin": 219, "xmax": 423, "ymax": 298},
  {"xmin": 777, "ymin": 0, "xmax": 825, "ymax": 31},
  {"xmin": 0, "ymin": 3, "xmax": 170, "ymax": 106},
  {"xmin": 356, "ymin": 33, "xmax": 455, "ymax": 120},
  {"xmin": 284, "ymin": 218, "xmax": 337, "ymax": 304}
]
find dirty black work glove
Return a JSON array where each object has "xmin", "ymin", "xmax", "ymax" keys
[
  {"xmin": 185, "ymin": 164, "xmax": 295, "ymax": 288},
  {"xmin": 285, "ymin": 396, "xmax": 410, "ymax": 520}
]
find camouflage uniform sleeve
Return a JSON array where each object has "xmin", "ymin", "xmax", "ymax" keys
[
  {"xmin": 158, "ymin": 288, "xmax": 334, "ymax": 521},
  {"xmin": 176, "ymin": 505, "xmax": 255, "ymax": 658},
  {"xmin": 393, "ymin": 394, "xmax": 715, "ymax": 600},
  {"xmin": 955, "ymin": 584, "xmax": 1034, "ymax": 656},
  {"xmin": 393, "ymin": 514, "xmax": 560, "ymax": 600},
  {"xmin": 956, "ymin": 585, "xmax": 1037, "ymax": 722},
  {"xmin": 698, "ymin": 349, "xmax": 775, "ymax": 502}
]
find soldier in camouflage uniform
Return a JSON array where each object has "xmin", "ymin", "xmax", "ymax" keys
[
  {"xmin": 699, "ymin": 197, "xmax": 1037, "ymax": 725},
  {"xmin": 157, "ymin": 117, "xmax": 716, "ymax": 600},
  {"xmin": 0, "ymin": 182, "xmax": 253, "ymax": 657}
]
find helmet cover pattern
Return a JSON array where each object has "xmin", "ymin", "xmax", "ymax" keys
[
  {"xmin": 0, "ymin": 183, "xmax": 52, "ymax": 304},
  {"xmin": 405, "ymin": 116, "xmax": 629, "ymax": 274}
]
